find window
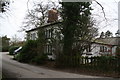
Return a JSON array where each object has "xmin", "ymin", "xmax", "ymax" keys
[
  {"xmin": 30, "ymin": 33, "xmax": 36, "ymax": 40},
  {"xmin": 86, "ymin": 45, "xmax": 91, "ymax": 52},
  {"xmin": 104, "ymin": 47, "xmax": 107, "ymax": 52},
  {"xmin": 100, "ymin": 46, "xmax": 107, "ymax": 52},
  {"xmin": 44, "ymin": 45, "xmax": 52, "ymax": 55},
  {"xmin": 33, "ymin": 33, "xmax": 36, "ymax": 40},
  {"xmin": 100, "ymin": 46, "xmax": 104, "ymax": 52},
  {"xmin": 45, "ymin": 29, "xmax": 52, "ymax": 39},
  {"xmin": 49, "ymin": 29, "xmax": 52, "ymax": 38}
]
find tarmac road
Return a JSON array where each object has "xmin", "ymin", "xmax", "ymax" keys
[{"xmin": 1, "ymin": 52, "xmax": 108, "ymax": 78}]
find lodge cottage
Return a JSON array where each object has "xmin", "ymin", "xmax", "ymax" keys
[
  {"xmin": 92, "ymin": 37, "xmax": 120, "ymax": 56},
  {"xmin": 83, "ymin": 40, "xmax": 118, "ymax": 56}
]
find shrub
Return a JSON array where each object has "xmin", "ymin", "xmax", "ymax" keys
[
  {"xmin": 21, "ymin": 40, "xmax": 38, "ymax": 53},
  {"xmin": 9, "ymin": 46, "xmax": 19, "ymax": 55},
  {"xmin": 116, "ymin": 47, "xmax": 120, "ymax": 57},
  {"xmin": 15, "ymin": 40, "xmax": 49, "ymax": 64},
  {"xmin": 16, "ymin": 40, "xmax": 38, "ymax": 63},
  {"xmin": 2, "ymin": 46, "xmax": 9, "ymax": 52},
  {"xmin": 14, "ymin": 53, "xmax": 22, "ymax": 61},
  {"xmin": 31, "ymin": 54, "xmax": 48, "ymax": 64},
  {"xmin": 16, "ymin": 52, "xmax": 38, "ymax": 63}
]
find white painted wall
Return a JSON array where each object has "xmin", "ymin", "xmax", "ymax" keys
[
  {"xmin": 84, "ymin": 43, "xmax": 117, "ymax": 56},
  {"xmin": 112, "ymin": 46, "xmax": 117, "ymax": 56},
  {"xmin": 29, "ymin": 30, "xmax": 38, "ymax": 40}
]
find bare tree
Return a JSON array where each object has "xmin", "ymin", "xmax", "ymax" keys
[
  {"xmin": 10, "ymin": 34, "xmax": 22, "ymax": 46},
  {"xmin": 0, "ymin": 0, "xmax": 10, "ymax": 13},
  {"xmin": 20, "ymin": 0, "xmax": 60, "ymax": 31},
  {"xmin": 0, "ymin": 0, "xmax": 10, "ymax": 18}
]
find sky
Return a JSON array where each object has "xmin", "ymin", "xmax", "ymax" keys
[
  {"xmin": 91, "ymin": 0, "xmax": 119, "ymax": 35},
  {"xmin": 0, "ymin": 0, "xmax": 119, "ymax": 41}
]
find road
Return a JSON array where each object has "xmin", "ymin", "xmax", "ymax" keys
[{"xmin": 1, "ymin": 52, "xmax": 106, "ymax": 78}]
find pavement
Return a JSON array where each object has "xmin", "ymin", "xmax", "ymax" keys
[{"xmin": 1, "ymin": 52, "xmax": 112, "ymax": 78}]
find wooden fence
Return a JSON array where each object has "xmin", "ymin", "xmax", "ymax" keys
[{"xmin": 56, "ymin": 55, "xmax": 120, "ymax": 73}]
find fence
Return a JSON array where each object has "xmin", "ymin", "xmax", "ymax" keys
[{"xmin": 56, "ymin": 55, "xmax": 120, "ymax": 73}]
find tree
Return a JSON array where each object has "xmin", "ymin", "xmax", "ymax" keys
[
  {"xmin": 115, "ymin": 46, "xmax": 120, "ymax": 74},
  {"xmin": 20, "ymin": 1, "xmax": 60, "ymax": 31},
  {"xmin": 0, "ymin": 0, "xmax": 10, "ymax": 13},
  {"xmin": 55, "ymin": 2, "xmax": 99, "ymax": 67},
  {"xmin": 105, "ymin": 30, "xmax": 113, "ymax": 38},
  {"xmin": 116, "ymin": 46, "xmax": 120, "ymax": 57},
  {"xmin": 115, "ymin": 29, "xmax": 120, "ymax": 37},
  {"xmin": 37, "ymin": 28, "xmax": 46, "ymax": 55},
  {"xmin": 0, "ymin": 0, "xmax": 10, "ymax": 19},
  {"xmin": 1, "ymin": 35, "xmax": 10, "ymax": 52},
  {"xmin": 100, "ymin": 32, "xmax": 105, "ymax": 38},
  {"xmin": 0, "ymin": 0, "xmax": 10, "ymax": 14},
  {"xmin": 60, "ymin": 2, "xmax": 96, "ymax": 56},
  {"xmin": 10, "ymin": 34, "xmax": 22, "ymax": 46}
]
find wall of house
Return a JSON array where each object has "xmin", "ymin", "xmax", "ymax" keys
[
  {"xmin": 91, "ymin": 43, "xmax": 100, "ymax": 54},
  {"xmin": 112, "ymin": 46, "xmax": 117, "ymax": 56},
  {"xmin": 27, "ymin": 24, "xmax": 62, "ymax": 57},
  {"xmin": 27, "ymin": 30, "xmax": 38, "ymax": 40},
  {"xmin": 27, "ymin": 24, "xmax": 60, "ymax": 40},
  {"xmin": 84, "ymin": 43, "xmax": 117, "ymax": 56}
]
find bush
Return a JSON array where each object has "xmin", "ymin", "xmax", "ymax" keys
[
  {"xmin": 9, "ymin": 46, "xmax": 19, "ymax": 55},
  {"xmin": 16, "ymin": 52, "xmax": 38, "ymax": 63},
  {"xmin": 15, "ymin": 40, "xmax": 49, "ymax": 64},
  {"xmin": 2, "ymin": 46, "xmax": 9, "ymax": 52},
  {"xmin": 21, "ymin": 40, "xmax": 38, "ymax": 53},
  {"xmin": 31, "ymin": 54, "xmax": 48, "ymax": 64},
  {"xmin": 116, "ymin": 47, "xmax": 120, "ymax": 57},
  {"xmin": 14, "ymin": 53, "xmax": 22, "ymax": 61},
  {"xmin": 16, "ymin": 40, "xmax": 38, "ymax": 63}
]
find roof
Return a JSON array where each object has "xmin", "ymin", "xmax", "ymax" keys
[
  {"xmin": 95, "ymin": 37, "xmax": 120, "ymax": 46},
  {"xmin": 25, "ymin": 21, "xmax": 120, "ymax": 46},
  {"xmin": 26, "ymin": 21, "xmax": 61, "ymax": 33}
]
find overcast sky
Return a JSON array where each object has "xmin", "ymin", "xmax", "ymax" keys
[{"xmin": 0, "ymin": 0, "xmax": 119, "ymax": 41}]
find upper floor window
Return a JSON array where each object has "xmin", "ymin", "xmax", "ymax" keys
[
  {"xmin": 30, "ymin": 33, "xmax": 36, "ymax": 40},
  {"xmin": 45, "ymin": 29, "xmax": 52, "ymax": 39}
]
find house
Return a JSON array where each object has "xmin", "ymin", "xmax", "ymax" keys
[
  {"xmin": 83, "ymin": 37, "xmax": 120, "ymax": 56},
  {"xmin": 26, "ymin": 8, "xmax": 63, "ymax": 59},
  {"xmin": 26, "ymin": 21, "xmax": 61, "ymax": 40},
  {"xmin": 26, "ymin": 21, "xmax": 62, "ymax": 59}
]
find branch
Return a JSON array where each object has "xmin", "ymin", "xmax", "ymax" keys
[
  {"xmin": 27, "ymin": 0, "xmax": 35, "ymax": 17},
  {"xmin": 93, "ymin": 0, "xmax": 107, "ymax": 21}
]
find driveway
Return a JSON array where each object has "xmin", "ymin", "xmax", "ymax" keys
[{"xmin": 1, "ymin": 52, "xmax": 108, "ymax": 78}]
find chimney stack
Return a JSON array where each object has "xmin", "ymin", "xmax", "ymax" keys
[{"xmin": 47, "ymin": 8, "xmax": 58, "ymax": 23}]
